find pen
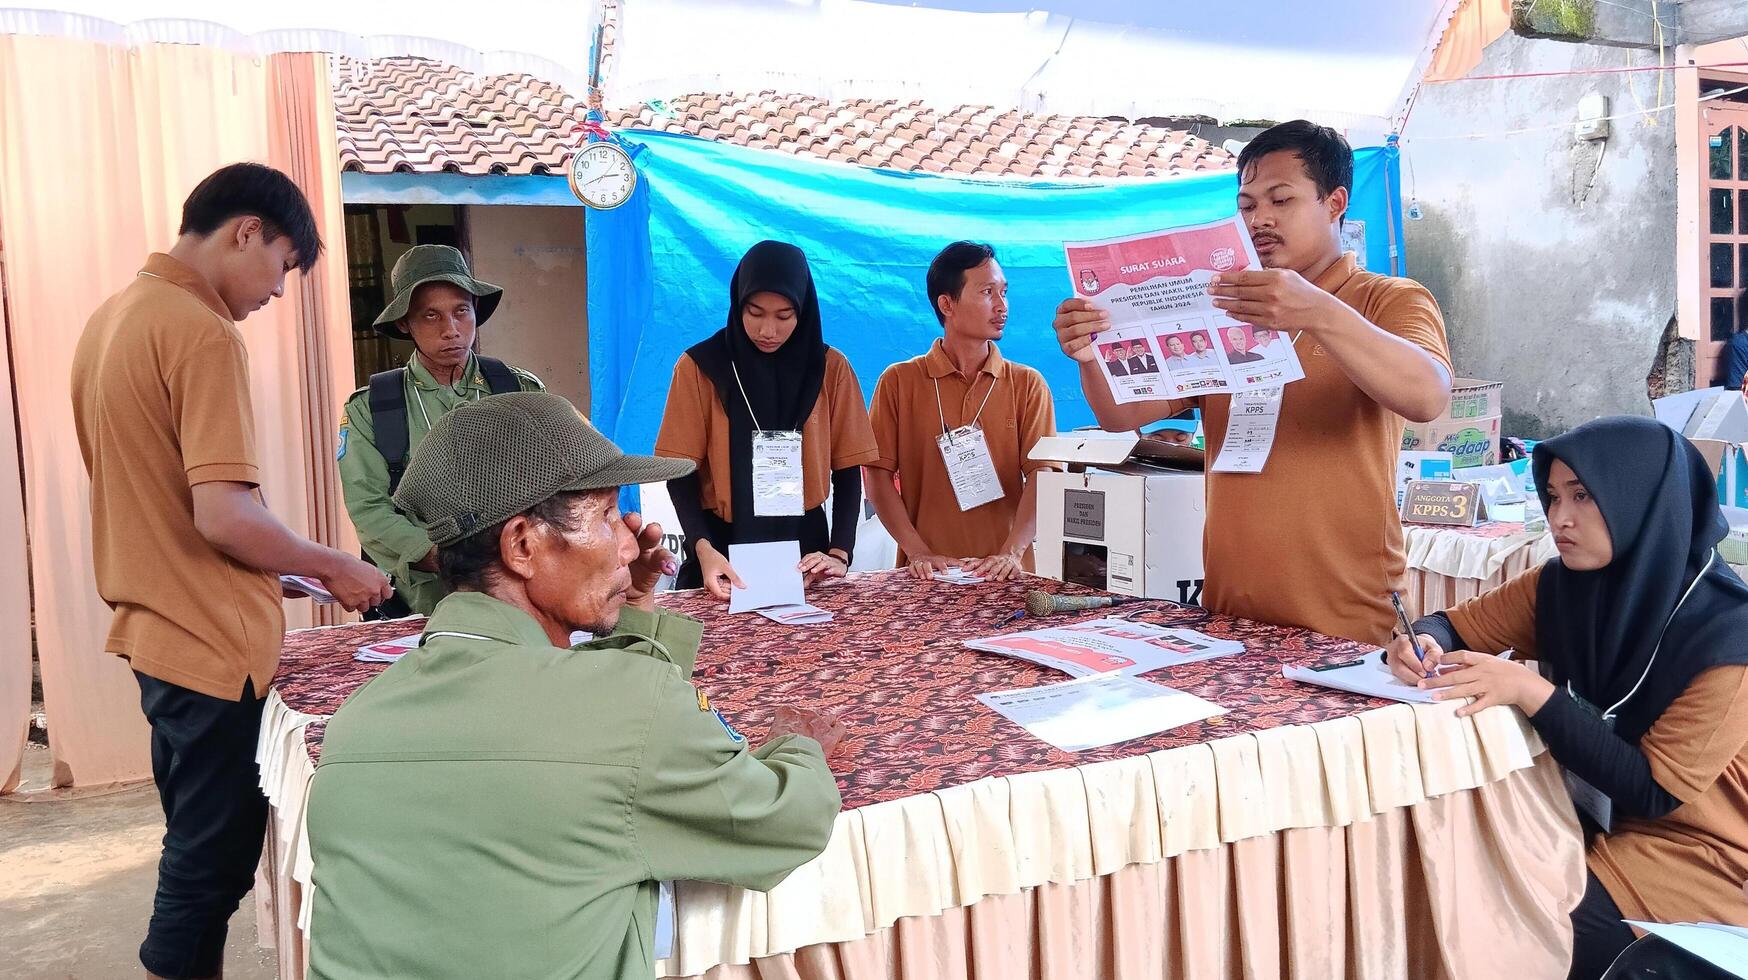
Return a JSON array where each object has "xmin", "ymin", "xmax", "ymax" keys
[{"xmin": 1390, "ymin": 591, "xmax": 1432, "ymax": 680}]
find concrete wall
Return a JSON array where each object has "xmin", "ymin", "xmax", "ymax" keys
[
  {"xmin": 1403, "ymin": 30, "xmax": 1677, "ymax": 438},
  {"xmin": 466, "ymin": 206, "xmax": 590, "ymax": 412}
]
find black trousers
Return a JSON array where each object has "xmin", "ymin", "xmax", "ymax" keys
[
  {"xmin": 1570, "ymin": 870, "xmax": 1641, "ymax": 980},
  {"xmin": 1602, "ymin": 935, "xmax": 1741, "ymax": 980},
  {"xmin": 134, "ymin": 672, "xmax": 268, "ymax": 979}
]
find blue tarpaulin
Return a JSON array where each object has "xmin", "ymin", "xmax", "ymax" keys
[{"xmin": 587, "ymin": 130, "xmax": 1405, "ymax": 454}]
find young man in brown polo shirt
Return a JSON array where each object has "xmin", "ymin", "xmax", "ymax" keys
[
  {"xmin": 71, "ymin": 163, "xmax": 391, "ymax": 980},
  {"xmin": 868, "ymin": 242, "xmax": 1059, "ymax": 583},
  {"xmin": 1054, "ymin": 121, "xmax": 1452, "ymax": 645}
]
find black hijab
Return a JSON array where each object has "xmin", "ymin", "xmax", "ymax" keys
[
  {"xmin": 684, "ymin": 241, "xmax": 828, "ymax": 533},
  {"xmin": 1532, "ymin": 416, "xmax": 1748, "ymax": 742}
]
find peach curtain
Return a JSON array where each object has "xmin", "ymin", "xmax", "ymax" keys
[
  {"xmin": 1424, "ymin": 0, "xmax": 1512, "ymax": 84},
  {"xmin": 0, "ymin": 36, "xmax": 357, "ymax": 790},
  {"xmin": 0, "ymin": 249, "xmax": 31, "ymax": 794}
]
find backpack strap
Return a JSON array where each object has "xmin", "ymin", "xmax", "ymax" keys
[
  {"xmin": 476, "ymin": 355, "xmax": 521, "ymax": 395},
  {"xmin": 368, "ymin": 368, "xmax": 411, "ymax": 494}
]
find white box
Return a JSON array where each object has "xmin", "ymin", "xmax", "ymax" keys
[{"xmin": 1031, "ymin": 434, "xmax": 1206, "ymax": 605}]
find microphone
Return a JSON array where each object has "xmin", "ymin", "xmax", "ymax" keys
[{"xmin": 1024, "ymin": 589, "xmax": 1139, "ymax": 617}]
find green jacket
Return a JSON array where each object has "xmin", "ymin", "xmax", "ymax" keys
[
  {"xmin": 305, "ymin": 593, "xmax": 842, "ymax": 980},
  {"xmin": 337, "ymin": 353, "xmax": 543, "ymax": 614}
]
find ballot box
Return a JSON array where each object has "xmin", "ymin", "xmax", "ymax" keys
[{"xmin": 1030, "ymin": 433, "xmax": 1206, "ymax": 605}]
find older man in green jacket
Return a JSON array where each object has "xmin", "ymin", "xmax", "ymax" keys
[{"xmin": 307, "ymin": 393, "xmax": 845, "ymax": 980}]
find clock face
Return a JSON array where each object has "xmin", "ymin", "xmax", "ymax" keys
[{"xmin": 568, "ymin": 142, "xmax": 637, "ymax": 210}]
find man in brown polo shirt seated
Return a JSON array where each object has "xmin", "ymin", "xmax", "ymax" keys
[
  {"xmin": 71, "ymin": 163, "xmax": 391, "ymax": 980},
  {"xmin": 867, "ymin": 241, "xmax": 1059, "ymax": 583},
  {"xmin": 1053, "ymin": 121, "xmax": 1452, "ymax": 645}
]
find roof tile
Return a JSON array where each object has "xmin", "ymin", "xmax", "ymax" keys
[{"xmin": 332, "ymin": 55, "xmax": 1233, "ymax": 179}]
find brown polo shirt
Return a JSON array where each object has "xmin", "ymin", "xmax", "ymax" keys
[
  {"xmin": 655, "ymin": 347, "xmax": 880, "ymax": 523},
  {"xmin": 869, "ymin": 339, "xmax": 1058, "ymax": 563},
  {"xmin": 1163, "ymin": 253, "xmax": 1450, "ymax": 644},
  {"xmin": 70, "ymin": 253, "xmax": 283, "ymax": 700}
]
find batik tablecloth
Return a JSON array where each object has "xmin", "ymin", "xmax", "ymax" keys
[
  {"xmin": 256, "ymin": 571, "xmax": 1584, "ymax": 979},
  {"xmin": 1402, "ymin": 521, "xmax": 1558, "ymax": 620}
]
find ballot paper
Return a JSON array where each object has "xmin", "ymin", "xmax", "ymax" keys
[
  {"xmin": 932, "ymin": 566, "xmax": 986, "ymax": 585},
  {"xmin": 1283, "ymin": 650, "xmax": 1514, "ymax": 704},
  {"xmin": 1065, "ymin": 216, "xmax": 1304, "ymax": 405},
  {"xmin": 280, "ymin": 575, "xmax": 335, "ymax": 603},
  {"xmin": 966, "ymin": 618, "xmax": 1244, "ymax": 678},
  {"xmin": 354, "ymin": 633, "xmax": 421, "ymax": 663},
  {"xmin": 727, "ymin": 540, "xmax": 805, "ymax": 613},
  {"xmin": 977, "ymin": 673, "xmax": 1226, "ymax": 752},
  {"xmin": 755, "ymin": 603, "xmax": 834, "ymax": 625},
  {"xmin": 1625, "ymin": 921, "xmax": 1748, "ymax": 977}
]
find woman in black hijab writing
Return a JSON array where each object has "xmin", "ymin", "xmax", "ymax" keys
[
  {"xmin": 1386, "ymin": 417, "xmax": 1748, "ymax": 979},
  {"xmin": 656, "ymin": 241, "xmax": 880, "ymax": 599}
]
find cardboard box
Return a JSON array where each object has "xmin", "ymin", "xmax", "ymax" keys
[
  {"xmin": 1030, "ymin": 434, "xmax": 1206, "ymax": 604},
  {"xmin": 1401, "ymin": 415, "xmax": 1501, "ymax": 468},
  {"xmin": 1445, "ymin": 378, "xmax": 1503, "ymax": 421}
]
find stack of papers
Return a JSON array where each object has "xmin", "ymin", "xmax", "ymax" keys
[
  {"xmin": 932, "ymin": 567, "xmax": 986, "ymax": 585},
  {"xmin": 727, "ymin": 541, "xmax": 805, "ymax": 614},
  {"xmin": 966, "ymin": 618, "xmax": 1244, "ymax": 678},
  {"xmin": 1283, "ymin": 650, "xmax": 1513, "ymax": 705},
  {"xmin": 977, "ymin": 673, "xmax": 1226, "ymax": 752},
  {"xmin": 355, "ymin": 634, "xmax": 420, "ymax": 663},
  {"xmin": 281, "ymin": 575, "xmax": 335, "ymax": 603},
  {"xmin": 755, "ymin": 603, "xmax": 834, "ymax": 625}
]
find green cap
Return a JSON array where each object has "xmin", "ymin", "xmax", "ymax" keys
[
  {"xmin": 392, "ymin": 392, "xmax": 695, "ymax": 547},
  {"xmin": 373, "ymin": 244, "xmax": 504, "ymax": 338}
]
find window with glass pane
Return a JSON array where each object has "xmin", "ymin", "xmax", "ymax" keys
[
  {"xmin": 1716, "ymin": 243, "xmax": 1736, "ymax": 288},
  {"xmin": 1741, "ymin": 246, "xmax": 1748, "ymax": 292},
  {"xmin": 1715, "ymin": 297, "xmax": 1737, "ymax": 341},
  {"xmin": 1714, "ymin": 128, "xmax": 1735, "ymax": 179},
  {"xmin": 1714, "ymin": 188, "xmax": 1736, "ymax": 235},
  {"xmin": 1740, "ymin": 125, "xmax": 1748, "ymax": 183}
]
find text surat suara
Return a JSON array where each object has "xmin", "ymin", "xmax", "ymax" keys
[{"xmin": 1064, "ymin": 216, "xmax": 1305, "ymax": 406}]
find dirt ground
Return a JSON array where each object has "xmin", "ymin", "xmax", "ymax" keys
[{"xmin": 0, "ymin": 744, "xmax": 276, "ymax": 980}]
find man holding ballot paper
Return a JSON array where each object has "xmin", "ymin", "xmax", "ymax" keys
[{"xmin": 1054, "ymin": 121, "xmax": 1452, "ymax": 644}]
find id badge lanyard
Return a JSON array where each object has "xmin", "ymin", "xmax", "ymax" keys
[
  {"xmin": 1563, "ymin": 550, "xmax": 1717, "ymax": 833},
  {"xmin": 732, "ymin": 363, "xmax": 805, "ymax": 517},
  {"xmin": 933, "ymin": 375, "xmax": 1006, "ymax": 512}
]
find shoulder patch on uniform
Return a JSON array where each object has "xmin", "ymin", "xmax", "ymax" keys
[
  {"xmin": 335, "ymin": 428, "xmax": 349, "ymax": 461},
  {"xmin": 696, "ymin": 689, "xmax": 711, "ymax": 712},
  {"xmin": 713, "ymin": 710, "xmax": 746, "ymax": 743}
]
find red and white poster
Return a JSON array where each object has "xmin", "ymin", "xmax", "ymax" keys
[{"xmin": 1065, "ymin": 216, "xmax": 1305, "ymax": 404}]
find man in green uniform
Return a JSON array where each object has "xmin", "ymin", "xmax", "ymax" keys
[
  {"xmin": 337, "ymin": 244, "xmax": 544, "ymax": 615},
  {"xmin": 307, "ymin": 392, "xmax": 846, "ymax": 980}
]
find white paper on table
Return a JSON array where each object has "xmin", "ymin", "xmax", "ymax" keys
[
  {"xmin": 1063, "ymin": 215, "xmax": 1304, "ymax": 406},
  {"xmin": 965, "ymin": 618, "xmax": 1244, "ymax": 678},
  {"xmin": 281, "ymin": 575, "xmax": 336, "ymax": 603},
  {"xmin": 354, "ymin": 633, "xmax": 421, "ymax": 663},
  {"xmin": 977, "ymin": 673, "xmax": 1226, "ymax": 752},
  {"xmin": 755, "ymin": 603, "xmax": 834, "ymax": 625},
  {"xmin": 1626, "ymin": 921, "xmax": 1748, "ymax": 977},
  {"xmin": 932, "ymin": 566, "xmax": 986, "ymax": 585},
  {"xmin": 727, "ymin": 540, "xmax": 805, "ymax": 613},
  {"xmin": 1283, "ymin": 650, "xmax": 1514, "ymax": 705}
]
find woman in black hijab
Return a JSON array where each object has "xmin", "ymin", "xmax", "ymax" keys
[
  {"xmin": 1386, "ymin": 417, "xmax": 1748, "ymax": 979},
  {"xmin": 655, "ymin": 241, "xmax": 880, "ymax": 599}
]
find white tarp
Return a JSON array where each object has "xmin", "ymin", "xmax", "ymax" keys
[
  {"xmin": 0, "ymin": 1, "xmax": 606, "ymax": 91},
  {"xmin": 611, "ymin": 0, "xmax": 1458, "ymax": 133},
  {"xmin": 5, "ymin": 0, "xmax": 1460, "ymax": 131}
]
